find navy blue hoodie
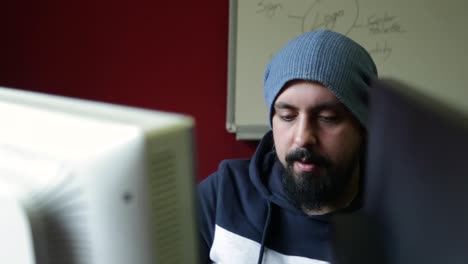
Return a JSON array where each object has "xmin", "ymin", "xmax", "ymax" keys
[{"xmin": 197, "ymin": 131, "xmax": 335, "ymax": 264}]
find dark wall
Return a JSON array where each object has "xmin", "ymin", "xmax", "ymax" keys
[{"xmin": 0, "ymin": 0, "xmax": 258, "ymax": 181}]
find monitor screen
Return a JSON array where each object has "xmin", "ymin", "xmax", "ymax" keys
[
  {"xmin": 332, "ymin": 79, "xmax": 468, "ymax": 264},
  {"xmin": 0, "ymin": 87, "xmax": 198, "ymax": 264}
]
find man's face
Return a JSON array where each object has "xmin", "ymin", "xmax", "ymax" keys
[{"xmin": 272, "ymin": 81, "xmax": 364, "ymax": 211}]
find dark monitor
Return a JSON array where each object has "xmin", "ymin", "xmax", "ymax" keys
[{"xmin": 332, "ymin": 79, "xmax": 468, "ymax": 264}]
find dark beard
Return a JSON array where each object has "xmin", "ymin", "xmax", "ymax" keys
[{"xmin": 281, "ymin": 148, "xmax": 356, "ymax": 212}]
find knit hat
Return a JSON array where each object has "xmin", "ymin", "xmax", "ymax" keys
[{"xmin": 264, "ymin": 29, "xmax": 377, "ymax": 129}]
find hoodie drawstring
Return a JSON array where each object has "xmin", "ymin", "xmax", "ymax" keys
[{"xmin": 257, "ymin": 201, "xmax": 272, "ymax": 264}]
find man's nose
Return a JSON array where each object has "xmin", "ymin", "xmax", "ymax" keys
[{"xmin": 293, "ymin": 116, "xmax": 317, "ymax": 148}]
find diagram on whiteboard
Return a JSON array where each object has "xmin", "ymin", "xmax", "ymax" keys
[
  {"xmin": 231, "ymin": 0, "xmax": 468, "ymax": 139},
  {"xmin": 255, "ymin": 0, "xmax": 406, "ymax": 61}
]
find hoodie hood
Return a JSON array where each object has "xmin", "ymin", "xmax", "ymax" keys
[{"xmin": 197, "ymin": 130, "xmax": 341, "ymax": 263}]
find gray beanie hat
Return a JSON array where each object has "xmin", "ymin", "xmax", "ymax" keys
[{"xmin": 264, "ymin": 29, "xmax": 377, "ymax": 129}]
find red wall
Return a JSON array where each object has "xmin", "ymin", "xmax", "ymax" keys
[{"xmin": 0, "ymin": 0, "xmax": 258, "ymax": 181}]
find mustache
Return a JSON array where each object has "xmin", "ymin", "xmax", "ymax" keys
[{"xmin": 285, "ymin": 148, "xmax": 332, "ymax": 168}]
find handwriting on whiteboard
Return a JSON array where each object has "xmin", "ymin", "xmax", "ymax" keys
[{"xmin": 255, "ymin": 0, "xmax": 406, "ymax": 61}]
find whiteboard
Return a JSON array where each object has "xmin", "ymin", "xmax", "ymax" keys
[{"xmin": 227, "ymin": 0, "xmax": 468, "ymax": 140}]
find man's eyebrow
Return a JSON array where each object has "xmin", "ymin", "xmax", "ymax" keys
[{"xmin": 274, "ymin": 102, "xmax": 297, "ymax": 110}]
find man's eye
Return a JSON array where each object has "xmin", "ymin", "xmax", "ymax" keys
[
  {"xmin": 318, "ymin": 115, "xmax": 339, "ymax": 123},
  {"xmin": 280, "ymin": 115, "xmax": 295, "ymax": 122}
]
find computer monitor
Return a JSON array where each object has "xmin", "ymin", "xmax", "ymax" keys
[
  {"xmin": 332, "ymin": 79, "xmax": 468, "ymax": 264},
  {"xmin": 0, "ymin": 87, "xmax": 198, "ymax": 264}
]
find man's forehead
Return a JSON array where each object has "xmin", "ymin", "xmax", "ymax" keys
[
  {"xmin": 274, "ymin": 100, "xmax": 345, "ymax": 112},
  {"xmin": 274, "ymin": 82, "xmax": 343, "ymax": 109}
]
